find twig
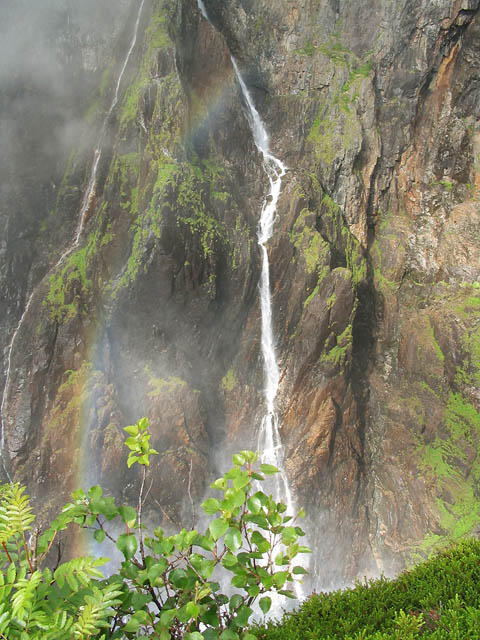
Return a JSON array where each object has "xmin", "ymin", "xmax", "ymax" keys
[
  {"xmin": 2, "ymin": 542, "xmax": 12, "ymax": 565},
  {"xmin": 137, "ymin": 466, "xmax": 147, "ymax": 563},
  {"xmin": 37, "ymin": 530, "xmax": 57, "ymax": 567},
  {"xmin": 22, "ymin": 531, "xmax": 34, "ymax": 573},
  {"xmin": 153, "ymin": 498, "xmax": 181, "ymax": 528},
  {"xmin": 53, "ymin": 540, "xmax": 64, "ymax": 572},
  {"xmin": 187, "ymin": 457, "xmax": 196, "ymax": 529}
]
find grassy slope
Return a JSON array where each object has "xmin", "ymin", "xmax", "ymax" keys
[{"xmin": 254, "ymin": 539, "xmax": 480, "ymax": 639}]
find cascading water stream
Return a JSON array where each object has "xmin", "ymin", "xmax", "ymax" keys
[
  {"xmin": 229, "ymin": 59, "xmax": 294, "ymax": 508},
  {"xmin": 196, "ymin": 0, "xmax": 305, "ymax": 602},
  {"xmin": 231, "ymin": 60, "xmax": 306, "ymax": 602},
  {"xmin": 0, "ymin": 0, "xmax": 146, "ymax": 483}
]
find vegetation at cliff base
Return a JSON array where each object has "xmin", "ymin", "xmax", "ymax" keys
[
  {"xmin": 254, "ymin": 538, "xmax": 480, "ymax": 639},
  {"xmin": 3, "ymin": 419, "xmax": 480, "ymax": 639},
  {"xmin": 0, "ymin": 418, "xmax": 309, "ymax": 639}
]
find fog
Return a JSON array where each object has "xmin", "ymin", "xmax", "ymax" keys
[{"xmin": 0, "ymin": 0, "xmax": 133, "ymax": 333}]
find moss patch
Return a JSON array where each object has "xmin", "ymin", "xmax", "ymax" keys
[{"xmin": 221, "ymin": 368, "xmax": 237, "ymax": 392}]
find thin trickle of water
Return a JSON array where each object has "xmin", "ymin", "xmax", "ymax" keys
[
  {"xmin": 0, "ymin": 0, "xmax": 146, "ymax": 481},
  {"xmin": 197, "ymin": 0, "xmax": 209, "ymax": 20},
  {"xmin": 74, "ymin": 0, "xmax": 146, "ymax": 247}
]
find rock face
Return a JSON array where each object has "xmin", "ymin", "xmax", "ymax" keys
[{"xmin": 1, "ymin": 0, "xmax": 479, "ymax": 587}]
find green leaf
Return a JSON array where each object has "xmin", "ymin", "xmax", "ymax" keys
[
  {"xmin": 259, "ymin": 596, "xmax": 272, "ymax": 615},
  {"xmin": 260, "ymin": 463, "xmax": 279, "ymax": 475},
  {"xmin": 186, "ymin": 601, "xmax": 200, "ymax": 619},
  {"xmin": 243, "ymin": 634, "xmax": 258, "ymax": 640},
  {"xmin": 230, "ymin": 594, "xmax": 243, "ymax": 610},
  {"xmin": 138, "ymin": 417, "xmax": 149, "ymax": 431},
  {"xmin": 159, "ymin": 608, "xmax": 176, "ymax": 626},
  {"xmin": 117, "ymin": 533, "xmax": 138, "ymax": 559},
  {"xmin": 232, "ymin": 453, "xmax": 246, "ymax": 466},
  {"xmin": 281, "ymin": 526, "xmax": 298, "ymax": 545},
  {"xmin": 6, "ymin": 562, "xmax": 16, "ymax": 585},
  {"xmin": 119, "ymin": 505, "xmax": 137, "ymax": 527},
  {"xmin": 224, "ymin": 488, "xmax": 246, "ymax": 509},
  {"xmin": 233, "ymin": 471, "xmax": 250, "ymax": 490},
  {"xmin": 222, "ymin": 553, "xmax": 238, "ymax": 568},
  {"xmin": 235, "ymin": 604, "xmax": 253, "ymax": 626},
  {"xmin": 220, "ymin": 630, "xmax": 240, "ymax": 640},
  {"xmin": 248, "ymin": 584, "xmax": 260, "ymax": 597},
  {"xmin": 225, "ymin": 528, "xmax": 242, "ymax": 552},
  {"xmin": 209, "ymin": 518, "xmax": 228, "ymax": 541},
  {"xmin": 196, "ymin": 535, "xmax": 216, "ymax": 552},
  {"xmin": 211, "ymin": 478, "xmax": 227, "ymax": 491},
  {"xmin": 124, "ymin": 436, "xmax": 140, "ymax": 449},
  {"xmin": 169, "ymin": 568, "xmax": 188, "ymax": 588},
  {"xmin": 293, "ymin": 565, "xmax": 308, "ymax": 574},
  {"xmin": 93, "ymin": 529, "xmax": 106, "ymax": 544},
  {"xmin": 124, "ymin": 610, "xmax": 150, "ymax": 632},
  {"xmin": 202, "ymin": 498, "xmax": 222, "ymax": 515},
  {"xmin": 278, "ymin": 589, "xmax": 296, "ymax": 598},
  {"xmin": 185, "ymin": 633, "xmax": 204, "ymax": 640},
  {"xmin": 124, "ymin": 424, "xmax": 139, "ymax": 436},
  {"xmin": 127, "ymin": 454, "xmax": 139, "ymax": 468},
  {"xmin": 88, "ymin": 485, "xmax": 103, "ymax": 501},
  {"xmin": 247, "ymin": 496, "xmax": 262, "ymax": 514}
]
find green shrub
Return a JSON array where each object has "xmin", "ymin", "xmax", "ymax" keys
[
  {"xmin": 254, "ymin": 538, "xmax": 480, "ymax": 639},
  {"xmin": 0, "ymin": 418, "xmax": 309, "ymax": 639}
]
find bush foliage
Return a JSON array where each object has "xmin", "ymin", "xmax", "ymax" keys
[
  {"xmin": 254, "ymin": 538, "xmax": 480, "ymax": 639},
  {"xmin": 0, "ymin": 417, "xmax": 309, "ymax": 639}
]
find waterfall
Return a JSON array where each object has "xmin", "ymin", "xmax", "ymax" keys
[
  {"xmin": 196, "ymin": 0, "xmax": 305, "ymax": 602},
  {"xmin": 0, "ymin": 0, "xmax": 146, "ymax": 482},
  {"xmin": 231, "ymin": 60, "xmax": 305, "ymax": 602},
  {"xmin": 229, "ymin": 59, "xmax": 294, "ymax": 507},
  {"xmin": 197, "ymin": 0, "xmax": 210, "ymax": 20}
]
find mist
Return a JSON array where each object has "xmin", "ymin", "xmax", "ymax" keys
[{"xmin": 0, "ymin": 0, "xmax": 133, "ymax": 342}]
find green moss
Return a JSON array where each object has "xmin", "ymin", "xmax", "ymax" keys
[
  {"xmin": 176, "ymin": 162, "xmax": 228, "ymax": 258},
  {"xmin": 327, "ymin": 292, "xmax": 336, "ymax": 309},
  {"xmin": 317, "ymin": 35, "xmax": 351, "ymax": 65},
  {"xmin": 221, "ymin": 368, "xmax": 237, "ymax": 392},
  {"xmin": 416, "ymin": 391, "xmax": 480, "ymax": 546},
  {"xmin": 321, "ymin": 324, "xmax": 352, "ymax": 367},
  {"xmin": 45, "ymin": 247, "xmax": 92, "ymax": 322},
  {"xmin": 120, "ymin": 8, "xmax": 173, "ymax": 128},
  {"xmin": 289, "ymin": 208, "xmax": 329, "ymax": 274},
  {"xmin": 295, "ymin": 40, "xmax": 316, "ymax": 56},
  {"xmin": 147, "ymin": 375, "xmax": 187, "ymax": 398},
  {"xmin": 344, "ymin": 229, "xmax": 367, "ymax": 286},
  {"xmin": 145, "ymin": 10, "xmax": 171, "ymax": 49},
  {"xmin": 307, "ymin": 115, "xmax": 337, "ymax": 165}
]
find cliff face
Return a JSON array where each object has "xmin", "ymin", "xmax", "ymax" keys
[{"xmin": 1, "ymin": 0, "xmax": 479, "ymax": 586}]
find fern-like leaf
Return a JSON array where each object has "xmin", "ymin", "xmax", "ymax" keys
[
  {"xmin": 72, "ymin": 583, "xmax": 123, "ymax": 639},
  {"xmin": 0, "ymin": 484, "xmax": 35, "ymax": 545}
]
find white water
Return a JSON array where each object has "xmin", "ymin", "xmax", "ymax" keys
[
  {"xmin": 197, "ymin": 0, "xmax": 306, "ymax": 603},
  {"xmin": 197, "ymin": 0, "xmax": 209, "ymax": 20},
  {"xmin": 229, "ymin": 59, "xmax": 294, "ymax": 506},
  {"xmin": 0, "ymin": 0, "xmax": 146, "ymax": 482},
  {"xmin": 231, "ymin": 60, "xmax": 306, "ymax": 602}
]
